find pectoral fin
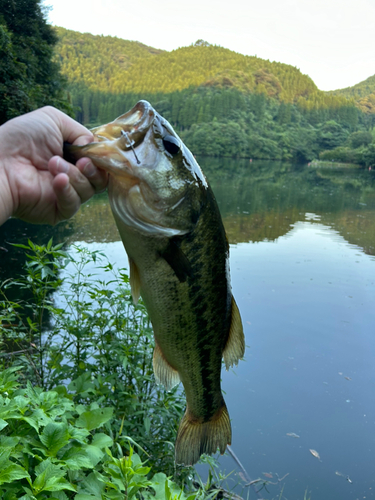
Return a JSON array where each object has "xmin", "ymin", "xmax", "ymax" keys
[
  {"xmin": 160, "ymin": 239, "xmax": 192, "ymax": 283},
  {"xmin": 129, "ymin": 257, "xmax": 141, "ymax": 304},
  {"xmin": 223, "ymin": 297, "xmax": 245, "ymax": 370},
  {"xmin": 153, "ymin": 342, "xmax": 180, "ymax": 391}
]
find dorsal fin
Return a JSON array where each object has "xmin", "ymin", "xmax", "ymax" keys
[
  {"xmin": 129, "ymin": 257, "xmax": 141, "ymax": 304},
  {"xmin": 223, "ymin": 297, "xmax": 245, "ymax": 370},
  {"xmin": 153, "ymin": 342, "xmax": 180, "ymax": 391}
]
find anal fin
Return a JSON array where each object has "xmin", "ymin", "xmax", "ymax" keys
[
  {"xmin": 153, "ymin": 342, "xmax": 180, "ymax": 391},
  {"xmin": 223, "ymin": 297, "xmax": 245, "ymax": 370},
  {"xmin": 129, "ymin": 257, "xmax": 141, "ymax": 304}
]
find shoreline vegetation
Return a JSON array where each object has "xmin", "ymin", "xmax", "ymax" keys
[
  {"xmin": 50, "ymin": 28, "xmax": 375, "ymax": 169},
  {"xmin": 310, "ymin": 160, "xmax": 363, "ymax": 169},
  {"xmin": 0, "ymin": 241, "xmax": 280, "ymax": 499},
  {"xmin": 0, "ymin": 243, "xmax": 210, "ymax": 498}
]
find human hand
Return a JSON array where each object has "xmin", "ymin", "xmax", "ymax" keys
[{"xmin": 0, "ymin": 106, "xmax": 108, "ymax": 226}]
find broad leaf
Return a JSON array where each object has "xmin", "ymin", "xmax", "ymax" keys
[
  {"xmin": 84, "ymin": 445, "xmax": 104, "ymax": 467},
  {"xmin": 42, "ymin": 477, "xmax": 76, "ymax": 493},
  {"xmin": 50, "ymin": 492, "xmax": 69, "ymax": 500},
  {"xmin": 21, "ymin": 416, "xmax": 40, "ymax": 433},
  {"xmin": 0, "ymin": 436, "xmax": 18, "ymax": 449},
  {"xmin": 0, "ymin": 449, "xmax": 11, "ymax": 469},
  {"xmin": 33, "ymin": 459, "xmax": 67, "ymax": 493},
  {"xmin": 0, "ymin": 464, "xmax": 30, "ymax": 485},
  {"xmin": 61, "ymin": 448, "xmax": 95, "ymax": 470},
  {"xmin": 40, "ymin": 423, "xmax": 69, "ymax": 456},
  {"xmin": 77, "ymin": 472, "xmax": 105, "ymax": 498},
  {"xmin": 0, "ymin": 419, "xmax": 8, "ymax": 431},
  {"xmin": 91, "ymin": 433, "xmax": 113, "ymax": 448},
  {"xmin": 75, "ymin": 408, "xmax": 113, "ymax": 431}
]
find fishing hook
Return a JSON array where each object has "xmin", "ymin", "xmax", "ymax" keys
[{"xmin": 121, "ymin": 130, "xmax": 141, "ymax": 164}]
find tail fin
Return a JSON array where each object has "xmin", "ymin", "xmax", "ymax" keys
[{"xmin": 175, "ymin": 404, "xmax": 231, "ymax": 465}]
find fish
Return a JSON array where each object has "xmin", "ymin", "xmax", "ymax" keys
[
  {"xmin": 309, "ymin": 449, "xmax": 321, "ymax": 460},
  {"xmin": 286, "ymin": 432, "xmax": 300, "ymax": 438},
  {"xmin": 64, "ymin": 100, "xmax": 245, "ymax": 466}
]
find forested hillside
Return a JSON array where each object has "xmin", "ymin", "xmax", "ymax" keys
[
  {"xmin": 330, "ymin": 75, "xmax": 375, "ymax": 114},
  {"xmin": 55, "ymin": 27, "xmax": 352, "ymax": 107},
  {"xmin": 53, "ymin": 27, "xmax": 375, "ymax": 166},
  {"xmin": 55, "ymin": 27, "xmax": 164, "ymax": 92}
]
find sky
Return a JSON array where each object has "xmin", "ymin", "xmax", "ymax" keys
[{"xmin": 46, "ymin": 0, "xmax": 375, "ymax": 92}]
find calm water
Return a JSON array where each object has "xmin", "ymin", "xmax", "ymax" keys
[{"xmin": 1, "ymin": 159, "xmax": 375, "ymax": 500}]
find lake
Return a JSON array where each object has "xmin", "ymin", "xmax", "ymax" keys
[{"xmin": 1, "ymin": 159, "xmax": 375, "ymax": 500}]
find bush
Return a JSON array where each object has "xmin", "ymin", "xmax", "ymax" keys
[
  {"xmin": 319, "ymin": 146, "xmax": 362, "ymax": 164},
  {"xmin": 1, "ymin": 241, "xmax": 242, "ymax": 499},
  {"xmin": 349, "ymin": 131, "xmax": 373, "ymax": 149},
  {"xmin": 1, "ymin": 241, "xmax": 188, "ymax": 473},
  {"xmin": 0, "ymin": 365, "xmax": 198, "ymax": 499}
]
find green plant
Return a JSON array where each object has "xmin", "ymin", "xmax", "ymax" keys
[
  {"xmin": 0, "ymin": 241, "xmax": 239, "ymax": 498},
  {"xmin": 0, "ymin": 239, "xmax": 68, "ymax": 385},
  {"xmin": 1, "ymin": 242, "xmax": 187, "ymax": 476},
  {"xmin": 0, "ymin": 365, "xmax": 198, "ymax": 499}
]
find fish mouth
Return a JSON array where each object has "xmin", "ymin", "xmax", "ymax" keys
[
  {"xmin": 64, "ymin": 101, "xmax": 190, "ymax": 237},
  {"xmin": 63, "ymin": 100, "xmax": 155, "ymax": 176},
  {"xmin": 91, "ymin": 100, "xmax": 154, "ymax": 145}
]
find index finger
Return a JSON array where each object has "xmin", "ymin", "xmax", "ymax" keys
[{"xmin": 43, "ymin": 106, "xmax": 94, "ymax": 146}]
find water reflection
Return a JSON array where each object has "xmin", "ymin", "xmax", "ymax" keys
[
  {"xmin": 200, "ymin": 158, "xmax": 375, "ymax": 254},
  {"xmin": 1, "ymin": 160, "xmax": 375, "ymax": 500},
  {"xmin": 222, "ymin": 219, "xmax": 375, "ymax": 500},
  {"xmin": 1, "ymin": 160, "xmax": 374, "ymax": 277}
]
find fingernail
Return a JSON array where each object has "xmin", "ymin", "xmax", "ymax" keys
[
  {"xmin": 83, "ymin": 161, "xmax": 96, "ymax": 178},
  {"xmin": 57, "ymin": 158, "xmax": 69, "ymax": 173}
]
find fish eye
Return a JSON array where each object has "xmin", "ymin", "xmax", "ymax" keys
[{"xmin": 162, "ymin": 135, "xmax": 180, "ymax": 156}]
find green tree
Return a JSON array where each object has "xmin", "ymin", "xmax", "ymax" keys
[
  {"xmin": 349, "ymin": 130, "xmax": 373, "ymax": 149},
  {"xmin": 362, "ymin": 143, "xmax": 375, "ymax": 167},
  {"xmin": 318, "ymin": 120, "xmax": 349, "ymax": 150},
  {"xmin": 0, "ymin": 24, "xmax": 29, "ymax": 123},
  {"xmin": 0, "ymin": 0, "xmax": 71, "ymax": 123},
  {"xmin": 82, "ymin": 92, "xmax": 91, "ymax": 125},
  {"xmin": 277, "ymin": 102, "xmax": 292, "ymax": 124}
]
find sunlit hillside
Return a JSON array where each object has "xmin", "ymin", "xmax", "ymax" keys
[
  {"xmin": 54, "ymin": 27, "xmax": 352, "ymax": 109},
  {"xmin": 329, "ymin": 74, "xmax": 375, "ymax": 114},
  {"xmin": 52, "ymin": 28, "xmax": 375, "ymax": 166}
]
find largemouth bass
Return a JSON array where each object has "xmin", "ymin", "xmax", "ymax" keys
[{"xmin": 64, "ymin": 101, "xmax": 245, "ymax": 465}]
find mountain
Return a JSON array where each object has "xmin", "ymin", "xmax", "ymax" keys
[
  {"xmin": 54, "ymin": 27, "xmax": 352, "ymax": 110},
  {"xmin": 329, "ymin": 75, "xmax": 375, "ymax": 114},
  {"xmin": 52, "ymin": 28, "xmax": 375, "ymax": 166}
]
